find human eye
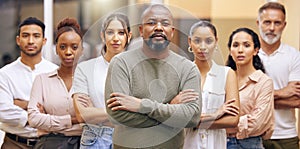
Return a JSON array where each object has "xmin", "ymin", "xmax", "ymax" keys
[
  {"xmin": 105, "ymin": 30, "xmax": 114, "ymax": 35},
  {"xmin": 118, "ymin": 31, "xmax": 125, "ymax": 36},
  {"xmin": 59, "ymin": 44, "xmax": 66, "ymax": 50},
  {"xmin": 274, "ymin": 21, "xmax": 282, "ymax": 26},
  {"xmin": 232, "ymin": 42, "xmax": 239, "ymax": 48},
  {"xmin": 205, "ymin": 38, "xmax": 214, "ymax": 44},
  {"xmin": 145, "ymin": 20, "xmax": 156, "ymax": 26},
  {"xmin": 161, "ymin": 21, "xmax": 170, "ymax": 27},
  {"xmin": 192, "ymin": 39, "xmax": 200, "ymax": 44},
  {"xmin": 72, "ymin": 44, "xmax": 78, "ymax": 50},
  {"xmin": 263, "ymin": 20, "xmax": 271, "ymax": 26},
  {"xmin": 244, "ymin": 43, "xmax": 251, "ymax": 48},
  {"xmin": 21, "ymin": 33, "xmax": 29, "ymax": 38}
]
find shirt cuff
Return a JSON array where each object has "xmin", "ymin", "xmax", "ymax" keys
[{"xmin": 237, "ymin": 115, "xmax": 248, "ymax": 139}]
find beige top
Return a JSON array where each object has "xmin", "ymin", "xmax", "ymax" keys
[
  {"xmin": 237, "ymin": 70, "xmax": 274, "ymax": 139},
  {"xmin": 28, "ymin": 70, "xmax": 82, "ymax": 137}
]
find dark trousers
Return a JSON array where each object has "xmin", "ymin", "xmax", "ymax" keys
[
  {"xmin": 1, "ymin": 136, "xmax": 33, "ymax": 149},
  {"xmin": 263, "ymin": 136, "xmax": 299, "ymax": 149},
  {"xmin": 33, "ymin": 133, "xmax": 80, "ymax": 149}
]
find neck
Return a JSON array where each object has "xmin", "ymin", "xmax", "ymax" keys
[
  {"xmin": 20, "ymin": 52, "xmax": 42, "ymax": 70},
  {"xmin": 58, "ymin": 65, "xmax": 74, "ymax": 78},
  {"xmin": 142, "ymin": 42, "xmax": 169, "ymax": 59},
  {"xmin": 104, "ymin": 52, "xmax": 115, "ymax": 62},
  {"xmin": 194, "ymin": 59, "xmax": 211, "ymax": 75},
  {"xmin": 260, "ymin": 39, "xmax": 281, "ymax": 55},
  {"xmin": 235, "ymin": 62, "xmax": 256, "ymax": 79}
]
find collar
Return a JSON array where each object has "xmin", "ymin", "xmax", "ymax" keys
[
  {"xmin": 248, "ymin": 70, "xmax": 264, "ymax": 83},
  {"xmin": 16, "ymin": 57, "xmax": 46, "ymax": 71},
  {"xmin": 259, "ymin": 43, "xmax": 285, "ymax": 56},
  {"xmin": 207, "ymin": 61, "xmax": 220, "ymax": 78},
  {"xmin": 47, "ymin": 69, "xmax": 59, "ymax": 78}
]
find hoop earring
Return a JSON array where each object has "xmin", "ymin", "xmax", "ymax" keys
[{"xmin": 188, "ymin": 47, "xmax": 193, "ymax": 53}]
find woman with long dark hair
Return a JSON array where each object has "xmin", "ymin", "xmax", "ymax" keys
[{"xmin": 226, "ymin": 27, "xmax": 274, "ymax": 149}]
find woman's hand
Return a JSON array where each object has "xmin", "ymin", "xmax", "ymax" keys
[{"xmin": 214, "ymin": 98, "xmax": 239, "ymax": 120}]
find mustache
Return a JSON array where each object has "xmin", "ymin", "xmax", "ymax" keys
[{"xmin": 149, "ymin": 33, "xmax": 168, "ymax": 40}]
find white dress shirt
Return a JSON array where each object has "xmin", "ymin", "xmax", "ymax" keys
[{"xmin": 0, "ymin": 57, "xmax": 57, "ymax": 138}]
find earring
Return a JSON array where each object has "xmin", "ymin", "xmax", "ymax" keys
[{"xmin": 188, "ymin": 47, "xmax": 193, "ymax": 53}]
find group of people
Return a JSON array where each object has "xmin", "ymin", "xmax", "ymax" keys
[{"xmin": 0, "ymin": 2, "xmax": 299, "ymax": 149}]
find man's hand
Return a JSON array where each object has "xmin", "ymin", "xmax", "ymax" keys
[
  {"xmin": 275, "ymin": 81, "xmax": 300, "ymax": 99},
  {"xmin": 73, "ymin": 93, "xmax": 93, "ymax": 107},
  {"xmin": 107, "ymin": 92, "xmax": 141, "ymax": 112},
  {"xmin": 14, "ymin": 98, "xmax": 28, "ymax": 110},
  {"xmin": 37, "ymin": 102, "xmax": 46, "ymax": 113},
  {"xmin": 170, "ymin": 89, "xmax": 199, "ymax": 104}
]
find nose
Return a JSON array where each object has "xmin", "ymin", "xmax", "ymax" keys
[
  {"xmin": 154, "ymin": 22, "xmax": 163, "ymax": 32},
  {"xmin": 199, "ymin": 42, "xmax": 206, "ymax": 51},
  {"xmin": 269, "ymin": 22, "xmax": 275, "ymax": 31},
  {"xmin": 65, "ymin": 47, "xmax": 73, "ymax": 56},
  {"xmin": 28, "ymin": 36, "xmax": 34, "ymax": 44},
  {"xmin": 238, "ymin": 45, "xmax": 243, "ymax": 53},
  {"xmin": 112, "ymin": 33, "xmax": 120, "ymax": 41}
]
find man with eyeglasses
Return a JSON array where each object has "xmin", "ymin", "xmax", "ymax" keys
[{"xmin": 105, "ymin": 4, "xmax": 202, "ymax": 149}]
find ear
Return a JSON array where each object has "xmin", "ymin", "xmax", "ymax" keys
[
  {"xmin": 138, "ymin": 25, "xmax": 143, "ymax": 37},
  {"xmin": 100, "ymin": 32, "xmax": 105, "ymax": 42},
  {"xmin": 188, "ymin": 37, "xmax": 192, "ymax": 47},
  {"xmin": 42, "ymin": 37, "xmax": 47, "ymax": 46},
  {"xmin": 254, "ymin": 47, "xmax": 259, "ymax": 56},
  {"xmin": 170, "ymin": 27, "xmax": 175, "ymax": 38},
  {"xmin": 127, "ymin": 32, "xmax": 132, "ymax": 43},
  {"xmin": 16, "ymin": 36, "xmax": 20, "ymax": 46},
  {"xmin": 256, "ymin": 19, "xmax": 259, "ymax": 27}
]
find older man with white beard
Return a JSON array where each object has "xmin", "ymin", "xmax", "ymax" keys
[{"xmin": 256, "ymin": 2, "xmax": 300, "ymax": 149}]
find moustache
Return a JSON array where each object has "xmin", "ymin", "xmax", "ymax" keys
[{"xmin": 149, "ymin": 33, "xmax": 168, "ymax": 40}]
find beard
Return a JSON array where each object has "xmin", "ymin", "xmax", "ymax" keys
[
  {"xmin": 21, "ymin": 47, "xmax": 42, "ymax": 57},
  {"xmin": 259, "ymin": 28, "xmax": 281, "ymax": 45},
  {"xmin": 144, "ymin": 33, "xmax": 170, "ymax": 52}
]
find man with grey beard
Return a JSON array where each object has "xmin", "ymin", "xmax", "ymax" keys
[
  {"xmin": 256, "ymin": 2, "xmax": 300, "ymax": 149},
  {"xmin": 105, "ymin": 4, "xmax": 201, "ymax": 149}
]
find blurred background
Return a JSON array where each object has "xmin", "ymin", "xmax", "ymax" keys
[
  {"xmin": 0, "ymin": 0, "xmax": 299, "ymax": 67},
  {"xmin": 0, "ymin": 0, "xmax": 299, "ymax": 143}
]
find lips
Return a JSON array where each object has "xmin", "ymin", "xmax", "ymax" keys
[
  {"xmin": 26, "ymin": 46, "xmax": 36, "ymax": 50},
  {"xmin": 150, "ymin": 33, "xmax": 167, "ymax": 41},
  {"xmin": 237, "ymin": 56, "xmax": 245, "ymax": 60},
  {"xmin": 111, "ymin": 44, "xmax": 121, "ymax": 48},
  {"xmin": 64, "ymin": 58, "xmax": 74, "ymax": 63}
]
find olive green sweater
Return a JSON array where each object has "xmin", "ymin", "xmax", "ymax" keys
[{"xmin": 105, "ymin": 48, "xmax": 202, "ymax": 149}]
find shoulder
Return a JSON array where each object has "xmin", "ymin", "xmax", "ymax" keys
[
  {"xmin": 77, "ymin": 57, "xmax": 99, "ymax": 68},
  {"xmin": 281, "ymin": 43, "xmax": 300, "ymax": 55}
]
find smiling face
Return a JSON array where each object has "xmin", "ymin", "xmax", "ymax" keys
[
  {"xmin": 257, "ymin": 8, "xmax": 286, "ymax": 45},
  {"xmin": 139, "ymin": 6, "xmax": 174, "ymax": 52},
  {"xmin": 16, "ymin": 24, "xmax": 46, "ymax": 57},
  {"xmin": 230, "ymin": 31, "xmax": 258, "ymax": 67},
  {"xmin": 56, "ymin": 31, "xmax": 82, "ymax": 67},
  {"xmin": 103, "ymin": 19, "xmax": 129, "ymax": 56},
  {"xmin": 189, "ymin": 26, "xmax": 217, "ymax": 61}
]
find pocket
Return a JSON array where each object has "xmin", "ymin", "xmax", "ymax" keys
[
  {"xmin": 80, "ymin": 126, "xmax": 98, "ymax": 146},
  {"xmin": 206, "ymin": 91, "xmax": 225, "ymax": 111}
]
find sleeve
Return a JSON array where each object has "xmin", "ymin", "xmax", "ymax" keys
[
  {"xmin": 28, "ymin": 75, "xmax": 72, "ymax": 131},
  {"xmin": 72, "ymin": 64, "xmax": 88, "ymax": 95},
  {"xmin": 139, "ymin": 65, "xmax": 202, "ymax": 128},
  {"xmin": 289, "ymin": 51, "xmax": 300, "ymax": 81},
  {"xmin": 0, "ymin": 72, "xmax": 28, "ymax": 127},
  {"xmin": 236, "ymin": 79, "xmax": 274, "ymax": 139},
  {"xmin": 105, "ymin": 57, "xmax": 160, "ymax": 128}
]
